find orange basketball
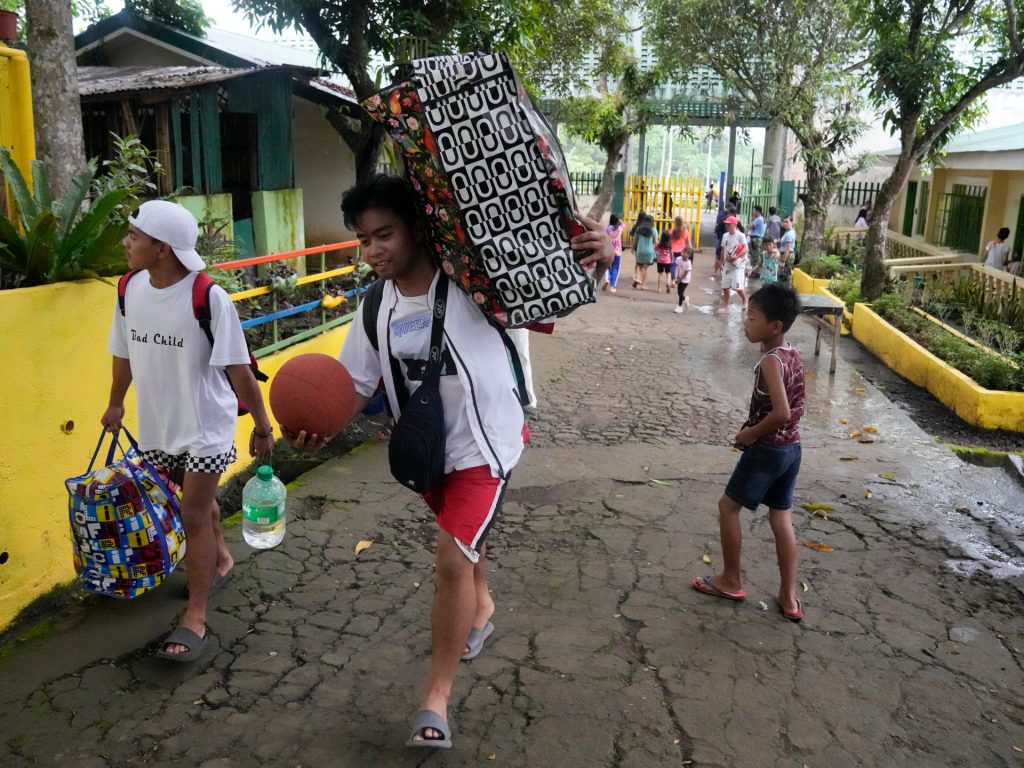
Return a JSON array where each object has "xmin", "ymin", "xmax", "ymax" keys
[{"xmin": 269, "ymin": 354, "xmax": 356, "ymax": 438}]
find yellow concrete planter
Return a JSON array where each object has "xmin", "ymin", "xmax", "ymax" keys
[
  {"xmin": 852, "ymin": 302, "xmax": 1024, "ymax": 432},
  {"xmin": 0, "ymin": 279, "xmax": 352, "ymax": 630}
]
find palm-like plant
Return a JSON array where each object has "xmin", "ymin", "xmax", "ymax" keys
[{"xmin": 0, "ymin": 148, "xmax": 129, "ymax": 288}]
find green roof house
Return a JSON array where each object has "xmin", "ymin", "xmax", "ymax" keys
[
  {"xmin": 880, "ymin": 122, "xmax": 1024, "ymax": 261},
  {"xmin": 75, "ymin": 11, "xmax": 362, "ymax": 255}
]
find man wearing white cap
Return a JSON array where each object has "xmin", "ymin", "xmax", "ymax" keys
[
  {"xmin": 720, "ymin": 215, "xmax": 750, "ymax": 310},
  {"xmin": 101, "ymin": 200, "xmax": 274, "ymax": 662}
]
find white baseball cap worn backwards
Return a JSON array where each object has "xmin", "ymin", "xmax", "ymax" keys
[{"xmin": 129, "ymin": 200, "xmax": 205, "ymax": 271}]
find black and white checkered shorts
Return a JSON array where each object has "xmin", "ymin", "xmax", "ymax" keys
[{"xmin": 141, "ymin": 445, "xmax": 238, "ymax": 475}]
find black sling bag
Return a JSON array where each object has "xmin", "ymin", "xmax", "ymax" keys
[{"xmin": 385, "ymin": 276, "xmax": 448, "ymax": 493}]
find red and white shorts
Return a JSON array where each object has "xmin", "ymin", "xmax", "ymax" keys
[{"xmin": 423, "ymin": 465, "xmax": 510, "ymax": 563}]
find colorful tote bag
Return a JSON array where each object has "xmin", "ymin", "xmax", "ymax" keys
[
  {"xmin": 65, "ymin": 429, "xmax": 186, "ymax": 598},
  {"xmin": 363, "ymin": 51, "xmax": 595, "ymax": 327}
]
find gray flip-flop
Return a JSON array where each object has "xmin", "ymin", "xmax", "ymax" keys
[
  {"xmin": 155, "ymin": 627, "xmax": 207, "ymax": 663},
  {"xmin": 183, "ymin": 568, "xmax": 233, "ymax": 599},
  {"xmin": 405, "ymin": 710, "xmax": 452, "ymax": 749},
  {"xmin": 461, "ymin": 621, "xmax": 495, "ymax": 661}
]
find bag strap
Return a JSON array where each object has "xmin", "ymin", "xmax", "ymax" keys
[
  {"xmin": 384, "ymin": 276, "xmax": 448, "ymax": 410},
  {"xmin": 363, "ymin": 278, "xmax": 387, "ymax": 352},
  {"xmin": 116, "ymin": 270, "xmax": 140, "ymax": 316},
  {"xmin": 191, "ymin": 271, "xmax": 216, "ymax": 347}
]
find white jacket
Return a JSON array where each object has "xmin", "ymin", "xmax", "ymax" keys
[{"xmin": 360, "ymin": 275, "xmax": 526, "ymax": 479}]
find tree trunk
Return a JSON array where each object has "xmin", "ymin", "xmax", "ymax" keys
[
  {"xmin": 861, "ymin": 152, "xmax": 915, "ymax": 301},
  {"xmin": 587, "ymin": 135, "xmax": 626, "ymax": 220},
  {"xmin": 25, "ymin": 0, "xmax": 85, "ymax": 200},
  {"xmin": 799, "ymin": 166, "xmax": 829, "ymax": 262}
]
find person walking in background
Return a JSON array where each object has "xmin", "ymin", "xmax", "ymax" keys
[
  {"xmin": 655, "ymin": 230, "xmax": 674, "ymax": 294},
  {"xmin": 673, "ymin": 246, "xmax": 693, "ymax": 313},
  {"xmin": 632, "ymin": 214, "xmax": 657, "ymax": 290},
  {"xmin": 602, "ymin": 214, "xmax": 626, "ymax": 293},
  {"xmin": 778, "ymin": 217, "xmax": 797, "ymax": 282},
  {"xmin": 705, "ymin": 184, "xmax": 716, "ymax": 211},
  {"xmin": 984, "ymin": 227, "xmax": 1011, "ymax": 270},
  {"xmin": 720, "ymin": 215, "xmax": 749, "ymax": 310},
  {"xmin": 748, "ymin": 205, "xmax": 766, "ymax": 277},
  {"xmin": 766, "ymin": 206, "xmax": 782, "ymax": 243},
  {"xmin": 670, "ymin": 216, "xmax": 691, "ymax": 272},
  {"xmin": 713, "ymin": 205, "xmax": 731, "ymax": 278},
  {"xmin": 692, "ymin": 283, "xmax": 806, "ymax": 623}
]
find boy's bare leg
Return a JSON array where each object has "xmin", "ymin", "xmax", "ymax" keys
[
  {"xmin": 413, "ymin": 531, "xmax": 476, "ymax": 740},
  {"xmin": 209, "ymin": 499, "xmax": 234, "ymax": 577},
  {"xmin": 164, "ymin": 470, "xmax": 220, "ymax": 654},
  {"xmin": 466, "ymin": 545, "xmax": 494, "ymax": 654},
  {"xmin": 712, "ymin": 494, "xmax": 744, "ymax": 593},
  {"xmin": 736, "ymin": 288, "xmax": 748, "ymax": 308},
  {"xmin": 768, "ymin": 507, "xmax": 800, "ymax": 613}
]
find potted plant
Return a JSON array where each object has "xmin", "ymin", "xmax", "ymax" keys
[{"xmin": 0, "ymin": 1, "xmax": 20, "ymax": 42}]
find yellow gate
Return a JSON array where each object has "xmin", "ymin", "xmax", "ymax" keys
[{"xmin": 624, "ymin": 175, "xmax": 703, "ymax": 249}]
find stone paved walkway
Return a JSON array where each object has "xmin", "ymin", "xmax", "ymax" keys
[{"xmin": 1, "ymin": 248, "xmax": 1023, "ymax": 767}]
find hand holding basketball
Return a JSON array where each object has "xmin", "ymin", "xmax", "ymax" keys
[{"xmin": 269, "ymin": 354, "xmax": 357, "ymax": 445}]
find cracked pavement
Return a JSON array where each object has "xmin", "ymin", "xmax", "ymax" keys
[{"xmin": 1, "ymin": 252, "xmax": 1023, "ymax": 767}]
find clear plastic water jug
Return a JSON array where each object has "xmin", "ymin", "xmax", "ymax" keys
[{"xmin": 242, "ymin": 465, "xmax": 286, "ymax": 549}]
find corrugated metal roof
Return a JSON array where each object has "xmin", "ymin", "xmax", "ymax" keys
[
  {"xmin": 880, "ymin": 121, "xmax": 1024, "ymax": 156},
  {"xmin": 78, "ymin": 65, "xmax": 263, "ymax": 96}
]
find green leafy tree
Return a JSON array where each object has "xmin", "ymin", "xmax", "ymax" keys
[
  {"xmin": 124, "ymin": 0, "xmax": 209, "ymax": 35},
  {"xmin": 650, "ymin": 0, "xmax": 870, "ymax": 261},
  {"xmin": 230, "ymin": 0, "xmax": 544, "ymax": 181},
  {"xmin": 858, "ymin": 0, "xmax": 1024, "ymax": 300},
  {"xmin": 525, "ymin": 3, "xmax": 663, "ymax": 218}
]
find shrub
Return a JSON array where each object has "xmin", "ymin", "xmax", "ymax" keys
[
  {"xmin": 871, "ymin": 291, "xmax": 1024, "ymax": 392},
  {"xmin": 828, "ymin": 271, "xmax": 861, "ymax": 311},
  {"xmin": 799, "ymin": 253, "xmax": 848, "ymax": 279}
]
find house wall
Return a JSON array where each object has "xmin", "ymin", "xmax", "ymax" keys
[
  {"xmin": 80, "ymin": 30, "xmax": 204, "ymax": 67},
  {"xmin": 292, "ymin": 97, "xmax": 356, "ymax": 245}
]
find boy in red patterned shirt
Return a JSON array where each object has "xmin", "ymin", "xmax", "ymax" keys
[{"xmin": 693, "ymin": 283, "xmax": 806, "ymax": 621}]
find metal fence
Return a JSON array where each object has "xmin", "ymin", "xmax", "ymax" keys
[
  {"xmin": 735, "ymin": 175, "xmax": 776, "ymax": 222},
  {"xmin": 933, "ymin": 186, "xmax": 987, "ymax": 255},
  {"xmin": 794, "ymin": 180, "xmax": 885, "ymax": 208},
  {"xmin": 569, "ymin": 171, "xmax": 604, "ymax": 196},
  {"xmin": 623, "ymin": 175, "xmax": 704, "ymax": 249}
]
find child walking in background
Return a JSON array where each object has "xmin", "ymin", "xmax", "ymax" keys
[
  {"xmin": 670, "ymin": 216, "xmax": 691, "ymax": 279},
  {"xmin": 673, "ymin": 247, "xmax": 693, "ymax": 314},
  {"xmin": 603, "ymin": 214, "xmax": 626, "ymax": 292},
  {"xmin": 759, "ymin": 237, "xmax": 779, "ymax": 286},
  {"xmin": 632, "ymin": 215, "xmax": 657, "ymax": 290},
  {"xmin": 692, "ymin": 283, "xmax": 806, "ymax": 622},
  {"xmin": 655, "ymin": 230, "xmax": 674, "ymax": 294}
]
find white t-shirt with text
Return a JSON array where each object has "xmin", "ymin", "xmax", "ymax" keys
[
  {"xmin": 340, "ymin": 273, "xmax": 487, "ymax": 474},
  {"xmin": 108, "ymin": 271, "xmax": 251, "ymax": 456},
  {"xmin": 721, "ymin": 231, "xmax": 748, "ymax": 272}
]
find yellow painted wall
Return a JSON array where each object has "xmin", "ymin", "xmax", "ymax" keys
[
  {"xmin": 0, "ymin": 279, "xmax": 351, "ymax": 630},
  {"xmin": 852, "ymin": 302, "xmax": 1024, "ymax": 431}
]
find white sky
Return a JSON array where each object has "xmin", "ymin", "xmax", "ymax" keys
[{"xmin": 80, "ymin": 1, "xmax": 306, "ymax": 42}]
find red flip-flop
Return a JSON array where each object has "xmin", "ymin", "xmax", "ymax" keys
[
  {"xmin": 692, "ymin": 576, "xmax": 746, "ymax": 602},
  {"xmin": 777, "ymin": 598, "xmax": 804, "ymax": 622}
]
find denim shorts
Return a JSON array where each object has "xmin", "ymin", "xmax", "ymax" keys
[{"xmin": 725, "ymin": 441, "xmax": 801, "ymax": 511}]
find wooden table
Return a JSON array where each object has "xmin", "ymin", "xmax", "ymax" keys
[{"xmin": 798, "ymin": 293, "xmax": 844, "ymax": 375}]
